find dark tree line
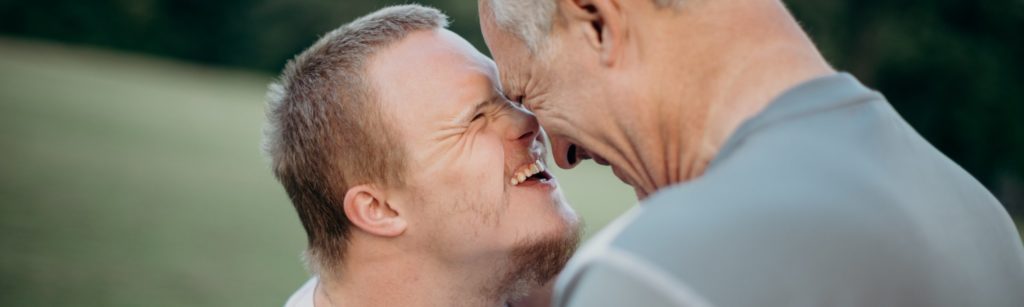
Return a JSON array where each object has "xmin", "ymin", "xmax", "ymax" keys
[{"xmin": 1, "ymin": 0, "xmax": 1021, "ymax": 213}]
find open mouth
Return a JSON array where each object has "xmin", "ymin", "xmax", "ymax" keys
[
  {"xmin": 510, "ymin": 159, "xmax": 553, "ymax": 186},
  {"xmin": 567, "ymin": 144, "xmax": 578, "ymax": 165},
  {"xmin": 566, "ymin": 143, "xmax": 607, "ymax": 166}
]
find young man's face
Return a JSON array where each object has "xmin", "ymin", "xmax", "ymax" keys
[{"xmin": 369, "ymin": 28, "xmax": 579, "ymax": 267}]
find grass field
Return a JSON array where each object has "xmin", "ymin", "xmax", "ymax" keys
[
  {"xmin": 0, "ymin": 37, "xmax": 636, "ymax": 306},
  {"xmin": 1, "ymin": 37, "xmax": 1021, "ymax": 306}
]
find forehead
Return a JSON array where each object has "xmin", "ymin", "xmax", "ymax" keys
[
  {"xmin": 368, "ymin": 28, "xmax": 499, "ymax": 127},
  {"xmin": 479, "ymin": 13, "xmax": 534, "ymax": 90}
]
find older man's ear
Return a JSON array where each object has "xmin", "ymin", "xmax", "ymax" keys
[
  {"xmin": 342, "ymin": 185, "xmax": 407, "ymax": 237},
  {"xmin": 561, "ymin": 0, "xmax": 627, "ymax": 66}
]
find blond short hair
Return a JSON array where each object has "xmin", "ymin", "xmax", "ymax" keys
[{"xmin": 263, "ymin": 4, "xmax": 449, "ymax": 274}]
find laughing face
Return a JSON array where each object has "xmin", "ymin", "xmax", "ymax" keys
[
  {"xmin": 477, "ymin": 1, "xmax": 650, "ymax": 198},
  {"xmin": 368, "ymin": 28, "xmax": 579, "ymax": 274}
]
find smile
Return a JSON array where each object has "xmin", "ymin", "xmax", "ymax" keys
[{"xmin": 510, "ymin": 159, "xmax": 553, "ymax": 185}]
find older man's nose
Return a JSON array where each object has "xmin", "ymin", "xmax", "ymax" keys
[{"xmin": 550, "ymin": 136, "xmax": 582, "ymax": 170}]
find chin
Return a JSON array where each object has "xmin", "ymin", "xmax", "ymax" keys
[
  {"xmin": 500, "ymin": 216, "xmax": 582, "ymax": 299},
  {"xmin": 503, "ymin": 180, "xmax": 579, "ymax": 248}
]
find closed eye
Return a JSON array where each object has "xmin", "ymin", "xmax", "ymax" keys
[{"xmin": 472, "ymin": 112, "xmax": 485, "ymax": 122}]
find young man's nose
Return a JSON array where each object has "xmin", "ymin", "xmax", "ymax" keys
[{"xmin": 499, "ymin": 107, "xmax": 539, "ymax": 145}]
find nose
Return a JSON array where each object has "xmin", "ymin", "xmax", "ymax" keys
[
  {"xmin": 549, "ymin": 135, "xmax": 582, "ymax": 170},
  {"xmin": 499, "ymin": 106, "xmax": 539, "ymax": 145}
]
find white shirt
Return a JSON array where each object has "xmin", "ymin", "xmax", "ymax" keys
[{"xmin": 284, "ymin": 277, "xmax": 317, "ymax": 307}]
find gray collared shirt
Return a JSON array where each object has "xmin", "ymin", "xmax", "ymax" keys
[{"xmin": 555, "ymin": 73, "xmax": 1024, "ymax": 307}]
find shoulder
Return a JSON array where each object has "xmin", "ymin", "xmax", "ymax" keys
[
  {"xmin": 554, "ymin": 206, "xmax": 714, "ymax": 307},
  {"xmin": 284, "ymin": 277, "xmax": 318, "ymax": 307},
  {"xmin": 622, "ymin": 178, "xmax": 908, "ymax": 264},
  {"xmin": 557, "ymin": 182, "xmax": 917, "ymax": 307}
]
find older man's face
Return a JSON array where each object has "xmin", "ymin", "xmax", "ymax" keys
[
  {"xmin": 478, "ymin": 2, "xmax": 620, "ymax": 181},
  {"xmin": 368, "ymin": 28, "xmax": 579, "ymax": 268}
]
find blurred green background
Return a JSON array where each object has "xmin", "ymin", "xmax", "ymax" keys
[{"xmin": 0, "ymin": 0, "xmax": 1021, "ymax": 306}]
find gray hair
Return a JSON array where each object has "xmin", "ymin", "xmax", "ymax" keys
[
  {"xmin": 487, "ymin": 0, "xmax": 683, "ymax": 52},
  {"xmin": 263, "ymin": 4, "xmax": 448, "ymax": 275}
]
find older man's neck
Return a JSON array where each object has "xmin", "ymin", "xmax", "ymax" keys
[
  {"xmin": 640, "ymin": 0, "xmax": 834, "ymax": 192},
  {"xmin": 314, "ymin": 250, "xmax": 511, "ymax": 307}
]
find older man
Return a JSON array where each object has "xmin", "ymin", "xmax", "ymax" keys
[
  {"xmin": 479, "ymin": 0, "xmax": 1024, "ymax": 306},
  {"xmin": 265, "ymin": 5, "xmax": 580, "ymax": 307}
]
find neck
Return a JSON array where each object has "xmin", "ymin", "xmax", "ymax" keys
[
  {"xmin": 314, "ymin": 238, "xmax": 511, "ymax": 307},
  {"xmin": 618, "ymin": 0, "xmax": 834, "ymax": 197}
]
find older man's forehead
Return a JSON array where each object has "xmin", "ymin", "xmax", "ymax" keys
[{"xmin": 480, "ymin": 29, "xmax": 533, "ymax": 96}]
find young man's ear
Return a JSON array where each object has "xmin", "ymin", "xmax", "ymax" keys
[
  {"xmin": 342, "ymin": 184, "xmax": 406, "ymax": 237},
  {"xmin": 561, "ymin": 0, "xmax": 626, "ymax": 66}
]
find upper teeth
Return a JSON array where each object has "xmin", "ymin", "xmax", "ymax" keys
[{"xmin": 510, "ymin": 160, "xmax": 546, "ymax": 185}]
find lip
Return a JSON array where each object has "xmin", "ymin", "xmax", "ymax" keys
[
  {"xmin": 509, "ymin": 157, "xmax": 553, "ymax": 185},
  {"xmin": 609, "ymin": 165, "xmax": 631, "ymax": 186},
  {"xmin": 513, "ymin": 175, "xmax": 558, "ymax": 190},
  {"xmin": 568, "ymin": 142, "xmax": 610, "ymax": 166},
  {"xmin": 570, "ymin": 143, "xmax": 618, "ymax": 180},
  {"xmin": 508, "ymin": 137, "xmax": 552, "ymax": 185}
]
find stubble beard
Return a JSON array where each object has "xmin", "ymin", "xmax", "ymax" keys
[{"xmin": 494, "ymin": 218, "xmax": 582, "ymax": 301}]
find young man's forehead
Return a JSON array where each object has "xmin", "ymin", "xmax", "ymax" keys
[
  {"xmin": 370, "ymin": 29, "xmax": 496, "ymax": 89},
  {"xmin": 369, "ymin": 29, "xmax": 502, "ymax": 126}
]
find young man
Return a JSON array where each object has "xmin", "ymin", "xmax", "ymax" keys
[
  {"xmin": 480, "ymin": 0, "xmax": 1024, "ymax": 306},
  {"xmin": 264, "ymin": 5, "xmax": 580, "ymax": 307}
]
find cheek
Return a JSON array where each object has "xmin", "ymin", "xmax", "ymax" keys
[
  {"xmin": 531, "ymin": 72, "xmax": 589, "ymax": 137},
  {"xmin": 433, "ymin": 135, "xmax": 508, "ymax": 219},
  {"xmin": 463, "ymin": 136, "xmax": 505, "ymax": 187},
  {"xmin": 540, "ymin": 73, "xmax": 612, "ymax": 143},
  {"xmin": 533, "ymin": 105, "xmax": 581, "ymax": 146}
]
